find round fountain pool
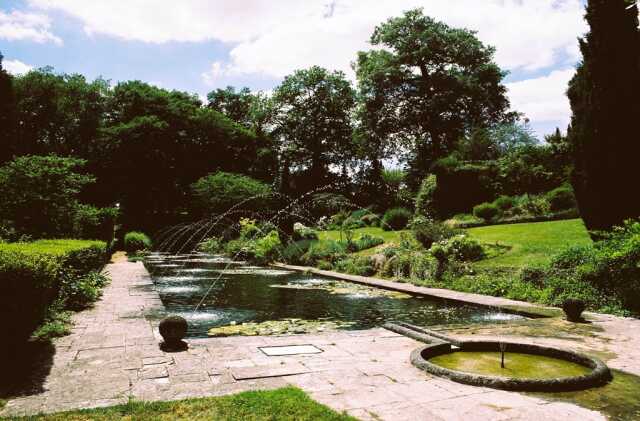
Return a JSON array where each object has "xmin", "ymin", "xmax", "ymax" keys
[{"xmin": 411, "ymin": 340, "xmax": 612, "ymax": 392}]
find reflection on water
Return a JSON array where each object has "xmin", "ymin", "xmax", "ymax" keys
[{"xmin": 145, "ymin": 252, "xmax": 524, "ymax": 338}]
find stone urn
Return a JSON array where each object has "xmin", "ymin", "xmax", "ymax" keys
[
  {"xmin": 159, "ymin": 315, "xmax": 188, "ymax": 350},
  {"xmin": 562, "ymin": 299, "xmax": 586, "ymax": 322}
]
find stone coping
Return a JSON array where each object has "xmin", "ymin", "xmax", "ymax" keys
[
  {"xmin": 273, "ymin": 263, "xmax": 560, "ymax": 319},
  {"xmin": 411, "ymin": 340, "xmax": 612, "ymax": 392}
]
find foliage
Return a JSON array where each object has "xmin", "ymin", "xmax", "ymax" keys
[
  {"xmin": 72, "ymin": 205, "xmax": 118, "ymax": 244},
  {"xmin": 382, "ymin": 208, "xmax": 412, "ymax": 231},
  {"xmin": 198, "ymin": 237, "xmax": 222, "ymax": 254},
  {"xmin": 334, "ymin": 256, "xmax": 376, "ymax": 276},
  {"xmin": 547, "ymin": 186, "xmax": 577, "ymax": 212},
  {"xmin": 61, "ymin": 271, "xmax": 109, "ymax": 311},
  {"xmin": 473, "ymin": 203, "xmax": 499, "ymax": 221},
  {"xmin": 493, "ymin": 196, "xmax": 515, "ymax": 212},
  {"xmin": 302, "ymin": 241, "xmax": 347, "ymax": 266},
  {"xmin": 355, "ymin": 8, "xmax": 511, "ymax": 188},
  {"xmin": 280, "ymin": 240, "xmax": 315, "ymax": 265},
  {"xmin": 411, "ymin": 216, "xmax": 459, "ymax": 249},
  {"xmin": 430, "ymin": 235, "xmax": 485, "ymax": 262},
  {"xmin": 191, "ymin": 172, "xmax": 272, "ymax": 217},
  {"xmin": 568, "ymin": 0, "xmax": 640, "ymax": 233},
  {"xmin": 415, "ymin": 175, "xmax": 437, "ymax": 218},
  {"xmin": 124, "ymin": 232, "xmax": 152, "ymax": 253},
  {"xmin": 293, "ymin": 223, "xmax": 319, "ymax": 241},
  {"xmin": 19, "ymin": 387, "xmax": 357, "ymax": 421},
  {"xmin": 272, "ymin": 66, "xmax": 355, "ymax": 191},
  {"xmin": 0, "ymin": 155, "xmax": 94, "ymax": 239},
  {"xmin": 0, "ymin": 240, "xmax": 108, "ymax": 344},
  {"xmin": 252, "ymin": 231, "xmax": 282, "ymax": 264}
]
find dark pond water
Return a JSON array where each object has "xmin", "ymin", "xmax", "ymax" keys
[{"xmin": 145, "ymin": 252, "xmax": 524, "ymax": 338}]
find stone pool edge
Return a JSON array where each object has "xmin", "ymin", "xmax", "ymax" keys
[{"xmin": 272, "ymin": 263, "xmax": 561, "ymax": 319}]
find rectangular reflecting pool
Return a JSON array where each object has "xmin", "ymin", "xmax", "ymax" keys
[{"xmin": 145, "ymin": 252, "xmax": 524, "ymax": 338}]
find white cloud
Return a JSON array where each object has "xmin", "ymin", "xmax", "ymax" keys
[
  {"xmin": 26, "ymin": 0, "xmax": 588, "ymax": 127},
  {"xmin": 3, "ymin": 58, "xmax": 33, "ymax": 75},
  {"xmin": 27, "ymin": 0, "xmax": 586, "ymax": 76},
  {"xmin": 0, "ymin": 10, "xmax": 62, "ymax": 45},
  {"xmin": 506, "ymin": 68, "xmax": 575, "ymax": 125}
]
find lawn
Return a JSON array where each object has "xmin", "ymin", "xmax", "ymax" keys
[
  {"xmin": 318, "ymin": 219, "xmax": 591, "ymax": 268},
  {"xmin": 9, "ymin": 387, "xmax": 355, "ymax": 421},
  {"xmin": 467, "ymin": 219, "xmax": 592, "ymax": 268}
]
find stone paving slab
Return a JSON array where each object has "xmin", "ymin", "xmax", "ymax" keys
[{"xmin": 3, "ymin": 255, "xmax": 638, "ymax": 420}]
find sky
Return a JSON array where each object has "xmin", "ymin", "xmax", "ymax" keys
[{"xmin": 0, "ymin": 0, "xmax": 593, "ymax": 138}]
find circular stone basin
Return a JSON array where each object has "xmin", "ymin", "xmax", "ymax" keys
[{"xmin": 411, "ymin": 341, "xmax": 612, "ymax": 392}]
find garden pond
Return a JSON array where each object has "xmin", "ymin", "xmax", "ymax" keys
[{"xmin": 145, "ymin": 252, "xmax": 524, "ymax": 338}]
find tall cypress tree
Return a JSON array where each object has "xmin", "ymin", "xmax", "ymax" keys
[
  {"xmin": 568, "ymin": 0, "xmax": 640, "ymax": 233},
  {"xmin": 0, "ymin": 53, "xmax": 16, "ymax": 164}
]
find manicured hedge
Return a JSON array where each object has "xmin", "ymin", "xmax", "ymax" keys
[{"xmin": 0, "ymin": 240, "xmax": 108, "ymax": 344}]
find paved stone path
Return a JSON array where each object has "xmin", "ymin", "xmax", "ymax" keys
[{"xmin": 5, "ymin": 256, "xmax": 639, "ymax": 420}]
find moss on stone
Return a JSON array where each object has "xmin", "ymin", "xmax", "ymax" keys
[
  {"xmin": 429, "ymin": 351, "xmax": 591, "ymax": 380},
  {"xmin": 532, "ymin": 369, "xmax": 640, "ymax": 421}
]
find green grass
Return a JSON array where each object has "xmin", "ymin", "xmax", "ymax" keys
[
  {"xmin": 467, "ymin": 219, "xmax": 592, "ymax": 268},
  {"xmin": 319, "ymin": 220, "xmax": 591, "ymax": 266},
  {"xmin": 9, "ymin": 387, "xmax": 355, "ymax": 421}
]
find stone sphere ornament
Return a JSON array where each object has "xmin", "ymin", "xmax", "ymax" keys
[
  {"xmin": 159, "ymin": 315, "xmax": 188, "ymax": 351},
  {"xmin": 562, "ymin": 299, "xmax": 586, "ymax": 322}
]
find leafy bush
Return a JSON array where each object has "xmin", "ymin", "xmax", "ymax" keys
[
  {"xmin": 411, "ymin": 216, "xmax": 459, "ymax": 249},
  {"xmin": 439, "ymin": 235, "xmax": 486, "ymax": 262},
  {"xmin": 547, "ymin": 186, "xmax": 577, "ymax": 212},
  {"xmin": 516, "ymin": 194, "xmax": 551, "ymax": 217},
  {"xmin": 473, "ymin": 202, "xmax": 499, "ymax": 221},
  {"xmin": 302, "ymin": 240, "xmax": 347, "ymax": 265},
  {"xmin": 0, "ymin": 155, "xmax": 95, "ymax": 239},
  {"xmin": 293, "ymin": 223, "xmax": 319, "ymax": 241},
  {"xmin": 415, "ymin": 174, "xmax": 437, "ymax": 217},
  {"xmin": 124, "ymin": 231, "xmax": 152, "ymax": 253},
  {"xmin": 198, "ymin": 237, "xmax": 222, "ymax": 254},
  {"xmin": 191, "ymin": 172, "xmax": 272, "ymax": 216},
  {"xmin": 360, "ymin": 213, "xmax": 380, "ymax": 227},
  {"xmin": 334, "ymin": 256, "xmax": 375, "ymax": 276},
  {"xmin": 253, "ymin": 230, "xmax": 282, "ymax": 264},
  {"xmin": 355, "ymin": 235, "xmax": 384, "ymax": 251},
  {"xmin": 382, "ymin": 208, "xmax": 412, "ymax": 231},
  {"xmin": 73, "ymin": 205, "xmax": 118, "ymax": 244},
  {"xmin": 0, "ymin": 240, "xmax": 108, "ymax": 344},
  {"xmin": 61, "ymin": 272, "xmax": 109, "ymax": 311},
  {"xmin": 493, "ymin": 195, "xmax": 515, "ymax": 211},
  {"xmin": 280, "ymin": 240, "xmax": 315, "ymax": 264}
]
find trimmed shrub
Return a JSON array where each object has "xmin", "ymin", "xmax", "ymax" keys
[
  {"xmin": 0, "ymin": 240, "xmax": 108, "ymax": 345},
  {"xmin": 547, "ymin": 186, "xmax": 577, "ymax": 212},
  {"xmin": 382, "ymin": 208, "xmax": 412, "ymax": 231},
  {"xmin": 473, "ymin": 202, "xmax": 499, "ymax": 221},
  {"xmin": 124, "ymin": 231, "xmax": 152, "ymax": 253}
]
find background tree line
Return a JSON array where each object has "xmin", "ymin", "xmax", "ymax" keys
[{"xmin": 0, "ymin": 8, "xmax": 580, "ymax": 238}]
